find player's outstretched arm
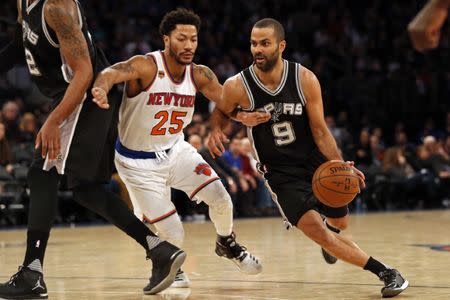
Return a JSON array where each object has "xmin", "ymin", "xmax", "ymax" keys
[
  {"xmin": 195, "ymin": 65, "xmax": 270, "ymax": 127},
  {"xmin": 408, "ymin": 0, "xmax": 449, "ymax": 51},
  {"xmin": 92, "ymin": 55, "xmax": 155, "ymax": 109}
]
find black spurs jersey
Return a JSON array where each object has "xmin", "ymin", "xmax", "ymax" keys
[
  {"xmin": 20, "ymin": 0, "xmax": 108, "ymax": 101},
  {"xmin": 241, "ymin": 60, "xmax": 319, "ymax": 169}
]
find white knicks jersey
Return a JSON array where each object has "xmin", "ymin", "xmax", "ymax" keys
[{"xmin": 118, "ymin": 51, "xmax": 197, "ymax": 152}]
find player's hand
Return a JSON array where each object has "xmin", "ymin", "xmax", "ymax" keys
[
  {"xmin": 408, "ymin": 1, "xmax": 448, "ymax": 51},
  {"xmin": 207, "ymin": 129, "xmax": 229, "ymax": 158},
  {"xmin": 91, "ymin": 87, "xmax": 110, "ymax": 109},
  {"xmin": 346, "ymin": 161, "xmax": 366, "ymax": 190},
  {"xmin": 236, "ymin": 111, "xmax": 271, "ymax": 127},
  {"xmin": 35, "ymin": 117, "xmax": 61, "ymax": 161}
]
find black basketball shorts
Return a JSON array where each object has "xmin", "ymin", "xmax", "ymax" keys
[
  {"xmin": 263, "ymin": 151, "xmax": 348, "ymax": 227},
  {"xmin": 32, "ymin": 92, "xmax": 121, "ymax": 189}
]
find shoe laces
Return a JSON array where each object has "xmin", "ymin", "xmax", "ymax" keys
[
  {"xmin": 8, "ymin": 266, "xmax": 25, "ymax": 286},
  {"xmin": 379, "ymin": 269, "xmax": 396, "ymax": 285}
]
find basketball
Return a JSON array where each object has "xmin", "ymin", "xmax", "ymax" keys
[{"xmin": 312, "ymin": 160, "xmax": 360, "ymax": 208}]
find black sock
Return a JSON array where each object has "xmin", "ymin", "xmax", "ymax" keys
[
  {"xmin": 23, "ymin": 167, "xmax": 60, "ymax": 271},
  {"xmin": 124, "ymin": 218, "xmax": 160, "ymax": 251},
  {"xmin": 325, "ymin": 221, "xmax": 341, "ymax": 234},
  {"xmin": 364, "ymin": 256, "xmax": 388, "ymax": 277},
  {"xmin": 72, "ymin": 184, "xmax": 159, "ymax": 252},
  {"xmin": 23, "ymin": 230, "xmax": 49, "ymax": 272}
]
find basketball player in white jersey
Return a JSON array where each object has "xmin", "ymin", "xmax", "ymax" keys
[{"xmin": 91, "ymin": 8, "xmax": 262, "ymax": 287}]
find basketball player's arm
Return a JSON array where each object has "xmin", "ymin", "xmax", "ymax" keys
[
  {"xmin": 35, "ymin": 0, "xmax": 93, "ymax": 160},
  {"xmin": 207, "ymin": 76, "xmax": 269, "ymax": 157},
  {"xmin": 92, "ymin": 55, "xmax": 155, "ymax": 109},
  {"xmin": 408, "ymin": 0, "xmax": 449, "ymax": 51},
  {"xmin": 301, "ymin": 67, "xmax": 366, "ymax": 188},
  {"xmin": 195, "ymin": 65, "xmax": 270, "ymax": 126}
]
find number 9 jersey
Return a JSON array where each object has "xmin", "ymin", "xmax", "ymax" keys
[
  {"xmin": 241, "ymin": 60, "xmax": 318, "ymax": 170},
  {"xmin": 118, "ymin": 51, "xmax": 197, "ymax": 152}
]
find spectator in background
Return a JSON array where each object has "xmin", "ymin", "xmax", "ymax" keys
[
  {"xmin": 423, "ymin": 136, "xmax": 450, "ymax": 205},
  {"xmin": 221, "ymin": 137, "xmax": 260, "ymax": 217},
  {"xmin": 241, "ymin": 138, "xmax": 275, "ymax": 214},
  {"xmin": 0, "ymin": 122, "xmax": 13, "ymax": 177},
  {"xmin": 326, "ymin": 115, "xmax": 351, "ymax": 151},
  {"xmin": 352, "ymin": 128, "xmax": 373, "ymax": 172},
  {"xmin": 382, "ymin": 147, "xmax": 418, "ymax": 208},
  {"xmin": 1, "ymin": 100, "xmax": 20, "ymax": 144},
  {"xmin": 18, "ymin": 112, "xmax": 38, "ymax": 144}
]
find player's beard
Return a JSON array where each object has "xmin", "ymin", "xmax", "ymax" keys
[
  {"xmin": 254, "ymin": 47, "xmax": 279, "ymax": 72},
  {"xmin": 169, "ymin": 45, "xmax": 192, "ymax": 66}
]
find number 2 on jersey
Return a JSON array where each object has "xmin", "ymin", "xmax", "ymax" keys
[
  {"xmin": 151, "ymin": 111, "xmax": 187, "ymax": 135},
  {"xmin": 272, "ymin": 121, "xmax": 296, "ymax": 146}
]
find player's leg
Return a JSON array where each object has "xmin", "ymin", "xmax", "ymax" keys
[
  {"xmin": 296, "ymin": 210, "xmax": 408, "ymax": 297},
  {"xmin": 171, "ymin": 141, "xmax": 262, "ymax": 275},
  {"xmin": 0, "ymin": 151, "xmax": 60, "ymax": 299},
  {"xmin": 114, "ymin": 154, "xmax": 186, "ymax": 293},
  {"xmin": 121, "ymin": 174, "xmax": 191, "ymax": 289},
  {"xmin": 319, "ymin": 206, "xmax": 349, "ymax": 264}
]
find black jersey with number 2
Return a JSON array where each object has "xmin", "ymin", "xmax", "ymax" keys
[{"xmin": 20, "ymin": 0, "xmax": 108, "ymax": 102}]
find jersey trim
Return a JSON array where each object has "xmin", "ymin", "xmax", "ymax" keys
[
  {"xmin": 247, "ymin": 126, "xmax": 292, "ymax": 228},
  {"xmin": 42, "ymin": 99, "xmax": 84, "ymax": 174},
  {"xmin": 143, "ymin": 54, "xmax": 157, "ymax": 92},
  {"xmin": 143, "ymin": 209, "xmax": 177, "ymax": 224},
  {"xmin": 240, "ymin": 72, "xmax": 255, "ymax": 111},
  {"xmin": 295, "ymin": 63, "xmax": 307, "ymax": 106},
  {"xmin": 190, "ymin": 63, "xmax": 199, "ymax": 92},
  {"xmin": 264, "ymin": 181, "xmax": 293, "ymax": 228},
  {"xmin": 249, "ymin": 59, "xmax": 289, "ymax": 96},
  {"xmin": 41, "ymin": 0, "xmax": 59, "ymax": 48},
  {"xmin": 26, "ymin": 0, "xmax": 41, "ymax": 14},
  {"xmin": 160, "ymin": 51, "xmax": 187, "ymax": 85},
  {"xmin": 190, "ymin": 177, "xmax": 221, "ymax": 199},
  {"xmin": 41, "ymin": 0, "xmax": 83, "ymax": 48}
]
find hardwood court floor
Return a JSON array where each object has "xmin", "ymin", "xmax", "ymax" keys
[{"xmin": 1, "ymin": 210, "xmax": 450, "ymax": 299}]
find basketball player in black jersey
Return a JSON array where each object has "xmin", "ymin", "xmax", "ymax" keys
[
  {"xmin": 0, "ymin": 0, "xmax": 185, "ymax": 298},
  {"xmin": 208, "ymin": 18, "xmax": 409, "ymax": 298}
]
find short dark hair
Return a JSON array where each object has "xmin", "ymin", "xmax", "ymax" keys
[
  {"xmin": 159, "ymin": 8, "xmax": 201, "ymax": 36},
  {"xmin": 253, "ymin": 18, "xmax": 285, "ymax": 41}
]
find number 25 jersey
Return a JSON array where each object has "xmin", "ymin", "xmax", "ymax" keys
[
  {"xmin": 118, "ymin": 51, "xmax": 197, "ymax": 152},
  {"xmin": 241, "ymin": 60, "xmax": 319, "ymax": 169}
]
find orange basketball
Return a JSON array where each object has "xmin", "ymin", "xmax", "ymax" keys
[{"xmin": 312, "ymin": 160, "xmax": 360, "ymax": 208}]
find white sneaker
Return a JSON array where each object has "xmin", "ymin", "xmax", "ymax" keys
[
  {"xmin": 170, "ymin": 270, "xmax": 191, "ymax": 288},
  {"xmin": 215, "ymin": 233, "xmax": 262, "ymax": 275}
]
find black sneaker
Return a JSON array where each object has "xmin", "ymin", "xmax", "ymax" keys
[
  {"xmin": 379, "ymin": 269, "xmax": 409, "ymax": 298},
  {"xmin": 321, "ymin": 248, "xmax": 338, "ymax": 264},
  {"xmin": 144, "ymin": 241, "xmax": 187, "ymax": 295},
  {"xmin": 215, "ymin": 232, "xmax": 262, "ymax": 275},
  {"xmin": 321, "ymin": 217, "xmax": 338, "ymax": 264},
  {"xmin": 0, "ymin": 266, "xmax": 48, "ymax": 299}
]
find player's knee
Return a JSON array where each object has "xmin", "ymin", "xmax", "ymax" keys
[
  {"xmin": 197, "ymin": 181, "xmax": 233, "ymax": 215},
  {"xmin": 328, "ymin": 216, "xmax": 349, "ymax": 230},
  {"xmin": 72, "ymin": 183, "xmax": 102, "ymax": 207},
  {"xmin": 300, "ymin": 220, "xmax": 333, "ymax": 246}
]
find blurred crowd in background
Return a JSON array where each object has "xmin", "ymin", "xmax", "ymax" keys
[{"xmin": 0, "ymin": 0, "xmax": 449, "ymax": 226}]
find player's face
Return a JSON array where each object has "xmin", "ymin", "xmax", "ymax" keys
[
  {"xmin": 250, "ymin": 27, "xmax": 285, "ymax": 72},
  {"xmin": 165, "ymin": 25, "xmax": 198, "ymax": 65}
]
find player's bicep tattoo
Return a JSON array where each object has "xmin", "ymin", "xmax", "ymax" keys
[
  {"xmin": 111, "ymin": 62, "xmax": 136, "ymax": 74},
  {"xmin": 46, "ymin": 1, "xmax": 89, "ymax": 59},
  {"xmin": 197, "ymin": 65, "xmax": 216, "ymax": 82}
]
